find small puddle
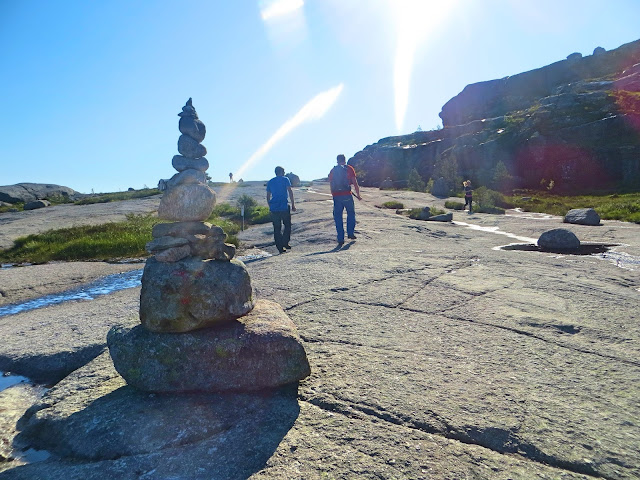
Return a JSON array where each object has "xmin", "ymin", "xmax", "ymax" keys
[
  {"xmin": 0, "ymin": 251, "xmax": 272, "ymax": 318},
  {"xmin": 495, "ymin": 243, "xmax": 640, "ymax": 271},
  {"xmin": 0, "ymin": 269, "xmax": 144, "ymax": 317},
  {"xmin": 0, "ymin": 373, "xmax": 30, "ymax": 392}
]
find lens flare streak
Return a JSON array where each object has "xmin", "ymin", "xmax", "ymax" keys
[{"xmin": 235, "ymin": 84, "xmax": 344, "ymax": 179}]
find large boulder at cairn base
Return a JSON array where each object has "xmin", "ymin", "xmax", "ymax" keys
[
  {"xmin": 538, "ymin": 228, "xmax": 580, "ymax": 251},
  {"xmin": 108, "ymin": 299, "xmax": 311, "ymax": 392},
  {"xmin": 140, "ymin": 257, "xmax": 254, "ymax": 332},
  {"xmin": 157, "ymin": 183, "xmax": 216, "ymax": 221},
  {"xmin": 564, "ymin": 208, "xmax": 601, "ymax": 226}
]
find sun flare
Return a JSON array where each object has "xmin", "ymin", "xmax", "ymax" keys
[{"xmin": 392, "ymin": 0, "xmax": 457, "ymax": 131}]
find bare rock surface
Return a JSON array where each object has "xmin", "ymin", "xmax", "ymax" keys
[{"xmin": 0, "ymin": 182, "xmax": 638, "ymax": 479}]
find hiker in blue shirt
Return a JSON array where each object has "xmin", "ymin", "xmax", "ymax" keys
[{"xmin": 266, "ymin": 166, "xmax": 296, "ymax": 254}]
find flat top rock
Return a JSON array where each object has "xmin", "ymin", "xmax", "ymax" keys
[{"xmin": 0, "ymin": 182, "xmax": 639, "ymax": 479}]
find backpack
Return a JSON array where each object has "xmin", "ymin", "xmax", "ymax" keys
[{"xmin": 330, "ymin": 165, "xmax": 350, "ymax": 192}]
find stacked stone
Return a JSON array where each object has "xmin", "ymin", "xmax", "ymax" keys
[
  {"xmin": 151, "ymin": 98, "xmax": 232, "ymax": 263},
  {"xmin": 107, "ymin": 99, "xmax": 310, "ymax": 393}
]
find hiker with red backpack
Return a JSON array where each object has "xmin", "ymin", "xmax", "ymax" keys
[{"xmin": 329, "ymin": 154, "xmax": 361, "ymax": 246}]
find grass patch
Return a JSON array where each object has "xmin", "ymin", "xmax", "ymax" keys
[
  {"xmin": 75, "ymin": 188, "xmax": 160, "ymax": 205},
  {"xmin": 0, "ymin": 213, "xmax": 162, "ymax": 264},
  {"xmin": 381, "ymin": 200, "xmax": 404, "ymax": 209},
  {"xmin": 508, "ymin": 191, "xmax": 640, "ymax": 222},
  {"xmin": 445, "ymin": 200, "xmax": 465, "ymax": 210}
]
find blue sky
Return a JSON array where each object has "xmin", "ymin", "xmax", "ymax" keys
[{"xmin": 1, "ymin": 0, "xmax": 639, "ymax": 193}]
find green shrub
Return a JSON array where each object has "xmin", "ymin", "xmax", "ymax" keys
[
  {"xmin": 445, "ymin": 200, "xmax": 465, "ymax": 210},
  {"xmin": 249, "ymin": 206, "xmax": 272, "ymax": 224},
  {"xmin": 211, "ymin": 203, "xmax": 238, "ymax": 217},
  {"xmin": 236, "ymin": 194, "xmax": 258, "ymax": 214},
  {"xmin": 407, "ymin": 169, "xmax": 426, "ymax": 192},
  {"xmin": 382, "ymin": 201, "xmax": 404, "ymax": 209},
  {"xmin": 0, "ymin": 213, "xmax": 162, "ymax": 263}
]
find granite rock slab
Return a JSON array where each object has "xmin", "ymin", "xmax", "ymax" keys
[{"xmin": 109, "ymin": 299, "xmax": 310, "ymax": 392}]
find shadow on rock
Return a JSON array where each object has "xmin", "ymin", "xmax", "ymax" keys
[{"xmin": 13, "ymin": 383, "xmax": 299, "ymax": 479}]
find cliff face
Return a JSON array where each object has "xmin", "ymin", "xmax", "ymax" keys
[{"xmin": 349, "ymin": 39, "xmax": 640, "ymax": 193}]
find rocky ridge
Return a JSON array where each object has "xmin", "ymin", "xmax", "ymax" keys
[{"xmin": 350, "ymin": 38, "xmax": 640, "ymax": 193}]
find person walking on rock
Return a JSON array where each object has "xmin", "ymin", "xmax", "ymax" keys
[
  {"xmin": 267, "ymin": 166, "xmax": 296, "ymax": 254},
  {"xmin": 329, "ymin": 154, "xmax": 361, "ymax": 246},
  {"xmin": 463, "ymin": 180, "xmax": 473, "ymax": 213}
]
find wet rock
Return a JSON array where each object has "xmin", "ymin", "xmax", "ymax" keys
[
  {"xmin": 139, "ymin": 257, "xmax": 254, "ymax": 332},
  {"xmin": 564, "ymin": 208, "xmax": 601, "ymax": 226},
  {"xmin": 23, "ymin": 200, "xmax": 50, "ymax": 210},
  {"xmin": 109, "ymin": 299, "xmax": 310, "ymax": 392},
  {"xmin": 538, "ymin": 228, "xmax": 580, "ymax": 251},
  {"xmin": 171, "ymin": 155, "xmax": 209, "ymax": 172},
  {"xmin": 157, "ymin": 183, "xmax": 216, "ymax": 222},
  {"xmin": 177, "ymin": 134, "xmax": 207, "ymax": 159}
]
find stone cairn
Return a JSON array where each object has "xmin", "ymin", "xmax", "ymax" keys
[{"xmin": 107, "ymin": 99, "xmax": 310, "ymax": 393}]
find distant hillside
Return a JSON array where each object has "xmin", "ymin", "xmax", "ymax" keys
[{"xmin": 349, "ymin": 39, "xmax": 640, "ymax": 194}]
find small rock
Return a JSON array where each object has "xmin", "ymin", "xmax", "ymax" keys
[
  {"xmin": 172, "ymin": 155, "xmax": 209, "ymax": 173},
  {"xmin": 178, "ymin": 134, "xmax": 207, "ymax": 159},
  {"xmin": 428, "ymin": 213, "xmax": 453, "ymax": 222},
  {"xmin": 23, "ymin": 199, "xmax": 50, "ymax": 210},
  {"xmin": 538, "ymin": 228, "xmax": 580, "ymax": 251},
  {"xmin": 431, "ymin": 177, "xmax": 448, "ymax": 197},
  {"xmin": 145, "ymin": 236, "xmax": 189, "ymax": 253},
  {"xmin": 155, "ymin": 245, "xmax": 192, "ymax": 263},
  {"xmin": 564, "ymin": 208, "xmax": 601, "ymax": 226},
  {"xmin": 157, "ymin": 183, "xmax": 216, "ymax": 222},
  {"xmin": 165, "ymin": 169, "xmax": 207, "ymax": 189},
  {"xmin": 152, "ymin": 221, "xmax": 212, "ymax": 239}
]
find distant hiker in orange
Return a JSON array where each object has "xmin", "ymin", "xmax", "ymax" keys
[
  {"xmin": 329, "ymin": 154, "xmax": 361, "ymax": 246},
  {"xmin": 463, "ymin": 180, "xmax": 473, "ymax": 213}
]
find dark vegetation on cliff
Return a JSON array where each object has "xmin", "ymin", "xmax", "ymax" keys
[{"xmin": 349, "ymin": 39, "xmax": 640, "ymax": 196}]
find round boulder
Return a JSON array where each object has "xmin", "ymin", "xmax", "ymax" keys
[
  {"xmin": 109, "ymin": 299, "xmax": 310, "ymax": 392},
  {"xmin": 564, "ymin": 208, "xmax": 601, "ymax": 226},
  {"xmin": 157, "ymin": 183, "xmax": 216, "ymax": 221},
  {"xmin": 178, "ymin": 135, "xmax": 207, "ymax": 159},
  {"xmin": 538, "ymin": 228, "xmax": 580, "ymax": 251},
  {"xmin": 139, "ymin": 256, "xmax": 254, "ymax": 332}
]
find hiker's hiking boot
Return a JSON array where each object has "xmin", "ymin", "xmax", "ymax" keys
[
  {"xmin": 337, "ymin": 241, "xmax": 344, "ymax": 247},
  {"xmin": 285, "ymin": 244, "xmax": 292, "ymax": 249},
  {"xmin": 278, "ymin": 247, "xmax": 287, "ymax": 254},
  {"xmin": 348, "ymin": 235, "xmax": 357, "ymax": 240}
]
